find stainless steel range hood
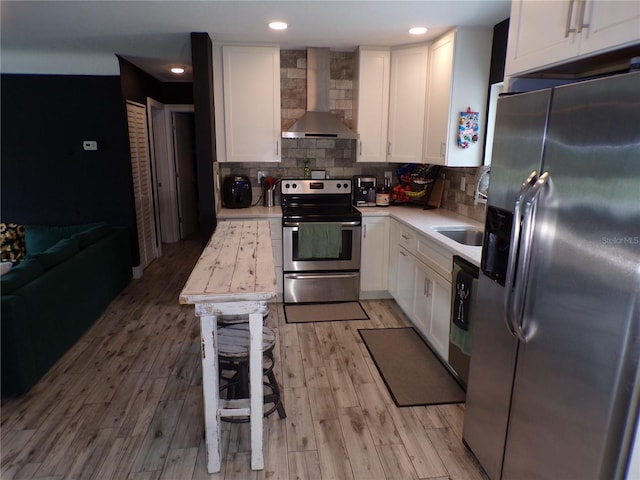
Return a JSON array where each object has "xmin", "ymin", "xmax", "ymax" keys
[{"xmin": 282, "ymin": 48, "xmax": 359, "ymax": 140}]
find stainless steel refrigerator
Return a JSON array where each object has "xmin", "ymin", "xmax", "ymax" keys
[{"xmin": 463, "ymin": 71, "xmax": 640, "ymax": 480}]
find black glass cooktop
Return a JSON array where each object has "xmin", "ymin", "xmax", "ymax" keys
[{"xmin": 281, "ymin": 204, "xmax": 361, "ymax": 223}]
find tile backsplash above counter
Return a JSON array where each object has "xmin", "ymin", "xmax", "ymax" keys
[{"xmin": 218, "ymin": 156, "xmax": 487, "ymax": 224}]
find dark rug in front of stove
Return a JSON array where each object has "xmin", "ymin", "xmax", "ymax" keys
[{"xmin": 284, "ymin": 302, "xmax": 369, "ymax": 323}]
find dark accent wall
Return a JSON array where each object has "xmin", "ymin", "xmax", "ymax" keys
[
  {"xmin": 0, "ymin": 74, "xmax": 139, "ymax": 264},
  {"xmin": 191, "ymin": 32, "xmax": 217, "ymax": 247},
  {"xmin": 117, "ymin": 56, "xmax": 193, "ymax": 105}
]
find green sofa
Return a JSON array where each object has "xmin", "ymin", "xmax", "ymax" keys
[{"xmin": 1, "ymin": 222, "xmax": 132, "ymax": 395}]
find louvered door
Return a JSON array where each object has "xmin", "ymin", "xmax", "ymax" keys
[{"xmin": 126, "ymin": 101, "xmax": 157, "ymax": 270}]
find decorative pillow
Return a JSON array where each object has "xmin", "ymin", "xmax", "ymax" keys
[
  {"xmin": 28, "ymin": 237, "xmax": 80, "ymax": 269},
  {"xmin": 0, "ymin": 223, "xmax": 27, "ymax": 264},
  {"xmin": 0, "ymin": 257, "xmax": 44, "ymax": 294}
]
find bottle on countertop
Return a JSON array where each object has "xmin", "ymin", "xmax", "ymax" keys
[
  {"xmin": 376, "ymin": 177, "xmax": 390, "ymax": 207},
  {"xmin": 303, "ymin": 159, "xmax": 311, "ymax": 179}
]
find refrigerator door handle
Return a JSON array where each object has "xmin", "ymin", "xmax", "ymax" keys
[
  {"xmin": 509, "ymin": 171, "xmax": 551, "ymax": 343},
  {"xmin": 504, "ymin": 170, "xmax": 538, "ymax": 338}
]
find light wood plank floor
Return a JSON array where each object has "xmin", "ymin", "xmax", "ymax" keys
[{"xmin": 1, "ymin": 238, "xmax": 487, "ymax": 480}]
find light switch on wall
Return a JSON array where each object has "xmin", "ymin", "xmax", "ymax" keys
[{"xmin": 83, "ymin": 140, "xmax": 98, "ymax": 151}]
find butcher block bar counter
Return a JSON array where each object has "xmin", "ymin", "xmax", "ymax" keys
[{"xmin": 179, "ymin": 220, "xmax": 277, "ymax": 473}]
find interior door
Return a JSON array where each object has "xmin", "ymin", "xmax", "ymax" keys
[
  {"xmin": 172, "ymin": 112, "xmax": 199, "ymax": 239},
  {"xmin": 148, "ymin": 99, "xmax": 179, "ymax": 244},
  {"xmin": 126, "ymin": 100, "xmax": 158, "ymax": 271}
]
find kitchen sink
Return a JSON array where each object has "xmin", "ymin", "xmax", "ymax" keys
[{"xmin": 433, "ymin": 227, "xmax": 484, "ymax": 247}]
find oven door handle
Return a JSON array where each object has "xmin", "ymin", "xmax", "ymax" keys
[
  {"xmin": 285, "ymin": 273, "xmax": 360, "ymax": 280},
  {"xmin": 283, "ymin": 221, "xmax": 361, "ymax": 228}
]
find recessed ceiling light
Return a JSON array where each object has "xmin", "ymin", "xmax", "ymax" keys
[
  {"xmin": 409, "ymin": 27, "xmax": 428, "ymax": 35},
  {"xmin": 170, "ymin": 67, "xmax": 185, "ymax": 74},
  {"xmin": 269, "ymin": 21, "xmax": 288, "ymax": 30}
]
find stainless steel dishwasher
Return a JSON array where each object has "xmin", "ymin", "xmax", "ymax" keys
[{"xmin": 449, "ymin": 255, "xmax": 479, "ymax": 389}]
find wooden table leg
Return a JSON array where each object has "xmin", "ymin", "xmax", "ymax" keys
[
  {"xmin": 200, "ymin": 314, "xmax": 222, "ymax": 473},
  {"xmin": 249, "ymin": 312, "xmax": 265, "ymax": 470}
]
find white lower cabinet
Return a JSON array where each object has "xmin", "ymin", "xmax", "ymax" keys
[
  {"xmin": 395, "ymin": 247, "xmax": 415, "ymax": 313},
  {"xmin": 360, "ymin": 216, "xmax": 390, "ymax": 296},
  {"xmin": 413, "ymin": 258, "xmax": 451, "ymax": 360},
  {"xmin": 389, "ymin": 220, "xmax": 453, "ymax": 362},
  {"xmin": 387, "ymin": 219, "xmax": 401, "ymax": 298}
]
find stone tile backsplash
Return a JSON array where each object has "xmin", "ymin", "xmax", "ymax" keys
[
  {"xmin": 441, "ymin": 167, "xmax": 487, "ymax": 224},
  {"xmin": 218, "ymin": 49, "xmax": 488, "ymax": 224}
]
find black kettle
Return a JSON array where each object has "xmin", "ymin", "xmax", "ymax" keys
[{"xmin": 223, "ymin": 175, "xmax": 252, "ymax": 208}]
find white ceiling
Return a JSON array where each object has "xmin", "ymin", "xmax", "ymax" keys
[{"xmin": 1, "ymin": 1, "xmax": 511, "ymax": 82}]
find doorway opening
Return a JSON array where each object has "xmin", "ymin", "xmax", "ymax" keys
[{"xmin": 147, "ymin": 100, "xmax": 199, "ymax": 245}]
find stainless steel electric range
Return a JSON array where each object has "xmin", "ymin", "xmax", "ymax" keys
[{"xmin": 281, "ymin": 178, "xmax": 362, "ymax": 304}]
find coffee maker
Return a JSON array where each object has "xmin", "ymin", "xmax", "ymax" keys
[{"xmin": 353, "ymin": 176, "xmax": 377, "ymax": 207}]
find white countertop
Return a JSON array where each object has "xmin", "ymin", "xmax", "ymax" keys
[
  {"xmin": 359, "ymin": 206, "xmax": 483, "ymax": 266},
  {"xmin": 218, "ymin": 205, "xmax": 483, "ymax": 266}
]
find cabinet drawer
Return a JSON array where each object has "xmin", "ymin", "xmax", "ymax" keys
[
  {"xmin": 416, "ymin": 233, "xmax": 453, "ymax": 280},
  {"xmin": 398, "ymin": 224, "xmax": 417, "ymax": 254}
]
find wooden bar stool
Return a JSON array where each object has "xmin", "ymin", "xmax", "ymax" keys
[{"xmin": 217, "ymin": 322, "xmax": 286, "ymax": 422}]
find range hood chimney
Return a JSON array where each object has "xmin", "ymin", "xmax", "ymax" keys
[{"xmin": 282, "ymin": 48, "xmax": 359, "ymax": 140}]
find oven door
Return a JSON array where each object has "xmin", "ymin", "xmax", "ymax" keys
[{"xmin": 282, "ymin": 221, "xmax": 361, "ymax": 272}]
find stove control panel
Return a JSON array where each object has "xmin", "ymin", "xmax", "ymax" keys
[{"xmin": 281, "ymin": 179, "xmax": 352, "ymax": 195}]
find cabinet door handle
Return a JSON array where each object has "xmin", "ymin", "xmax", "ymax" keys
[
  {"xmin": 504, "ymin": 170, "xmax": 537, "ymax": 339},
  {"xmin": 401, "ymin": 234, "xmax": 410, "ymax": 240},
  {"xmin": 424, "ymin": 278, "xmax": 431, "ymax": 297},
  {"xmin": 275, "ymin": 140, "xmax": 279, "ymax": 156},
  {"xmin": 399, "ymin": 250, "xmax": 408, "ymax": 257},
  {"xmin": 440, "ymin": 141, "xmax": 446, "ymax": 157},
  {"xmin": 575, "ymin": 0, "xmax": 589, "ymax": 33},
  {"xmin": 363, "ymin": 224, "xmax": 367, "ymax": 238},
  {"xmin": 564, "ymin": 0, "xmax": 577, "ymax": 37},
  {"xmin": 359, "ymin": 140, "xmax": 363, "ymax": 157},
  {"xmin": 387, "ymin": 141, "xmax": 391, "ymax": 156}
]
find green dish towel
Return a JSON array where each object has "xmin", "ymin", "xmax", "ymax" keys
[
  {"xmin": 298, "ymin": 223, "xmax": 342, "ymax": 259},
  {"xmin": 450, "ymin": 322, "xmax": 473, "ymax": 356}
]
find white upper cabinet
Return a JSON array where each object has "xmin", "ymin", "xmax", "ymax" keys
[
  {"xmin": 354, "ymin": 47, "xmax": 391, "ymax": 163},
  {"xmin": 505, "ymin": 0, "xmax": 640, "ymax": 78},
  {"xmin": 220, "ymin": 45, "xmax": 281, "ymax": 162},
  {"xmin": 387, "ymin": 45, "xmax": 429, "ymax": 163},
  {"xmin": 423, "ymin": 32, "xmax": 454, "ymax": 165},
  {"xmin": 423, "ymin": 29, "xmax": 493, "ymax": 167},
  {"xmin": 580, "ymin": 1, "xmax": 640, "ymax": 55}
]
